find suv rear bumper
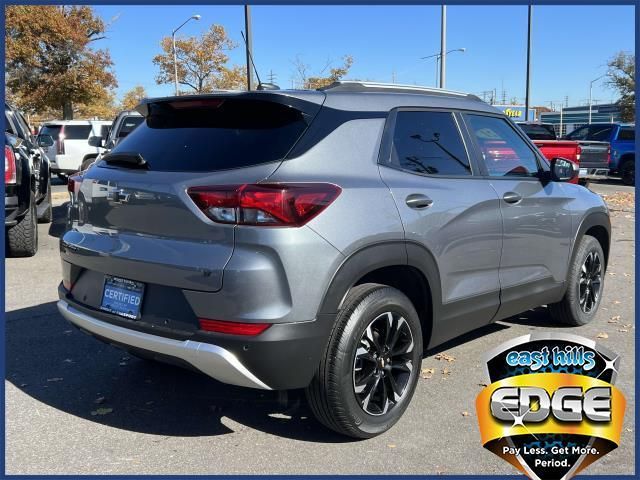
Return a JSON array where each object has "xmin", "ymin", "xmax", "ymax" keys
[
  {"xmin": 57, "ymin": 288, "xmax": 335, "ymax": 391},
  {"xmin": 58, "ymin": 299, "xmax": 272, "ymax": 389}
]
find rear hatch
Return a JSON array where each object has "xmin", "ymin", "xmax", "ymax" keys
[{"xmin": 61, "ymin": 92, "xmax": 325, "ymax": 295}]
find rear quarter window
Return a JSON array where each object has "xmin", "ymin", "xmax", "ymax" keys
[{"xmin": 111, "ymin": 99, "xmax": 309, "ymax": 172}]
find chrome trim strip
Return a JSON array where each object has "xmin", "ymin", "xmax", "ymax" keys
[{"xmin": 57, "ymin": 300, "xmax": 271, "ymax": 390}]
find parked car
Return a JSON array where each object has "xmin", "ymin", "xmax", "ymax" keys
[
  {"xmin": 5, "ymin": 103, "xmax": 54, "ymax": 256},
  {"xmin": 565, "ymin": 123, "xmax": 635, "ymax": 186},
  {"xmin": 58, "ymin": 82, "xmax": 610, "ymax": 438},
  {"xmin": 39, "ymin": 120, "xmax": 111, "ymax": 180},
  {"xmin": 516, "ymin": 122, "xmax": 581, "ymax": 184},
  {"xmin": 84, "ymin": 111, "xmax": 144, "ymax": 170}
]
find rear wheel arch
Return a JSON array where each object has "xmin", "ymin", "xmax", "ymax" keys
[
  {"xmin": 318, "ymin": 241, "xmax": 440, "ymax": 347},
  {"xmin": 573, "ymin": 211, "xmax": 611, "ymax": 268}
]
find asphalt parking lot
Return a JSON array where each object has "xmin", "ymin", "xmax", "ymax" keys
[{"xmin": 5, "ymin": 180, "xmax": 635, "ymax": 475}]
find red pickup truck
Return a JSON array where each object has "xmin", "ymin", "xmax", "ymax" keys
[{"xmin": 517, "ymin": 122, "xmax": 610, "ymax": 186}]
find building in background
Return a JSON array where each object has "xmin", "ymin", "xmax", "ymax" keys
[{"xmin": 540, "ymin": 103, "xmax": 622, "ymax": 137}]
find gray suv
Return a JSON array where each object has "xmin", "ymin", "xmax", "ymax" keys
[{"xmin": 57, "ymin": 82, "xmax": 610, "ymax": 438}]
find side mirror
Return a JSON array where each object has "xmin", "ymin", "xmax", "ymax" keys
[
  {"xmin": 88, "ymin": 136, "xmax": 104, "ymax": 148},
  {"xmin": 550, "ymin": 157, "xmax": 578, "ymax": 182},
  {"xmin": 37, "ymin": 134, "xmax": 54, "ymax": 148}
]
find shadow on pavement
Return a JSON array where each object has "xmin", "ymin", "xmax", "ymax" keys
[{"xmin": 5, "ymin": 301, "xmax": 353, "ymax": 443}]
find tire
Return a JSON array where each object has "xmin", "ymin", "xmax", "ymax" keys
[
  {"xmin": 56, "ymin": 173, "xmax": 68, "ymax": 182},
  {"xmin": 81, "ymin": 156, "xmax": 97, "ymax": 171},
  {"xmin": 620, "ymin": 159, "xmax": 635, "ymax": 186},
  {"xmin": 306, "ymin": 283, "xmax": 423, "ymax": 438},
  {"xmin": 7, "ymin": 195, "xmax": 38, "ymax": 257},
  {"xmin": 549, "ymin": 235, "xmax": 605, "ymax": 326},
  {"xmin": 38, "ymin": 179, "xmax": 53, "ymax": 224}
]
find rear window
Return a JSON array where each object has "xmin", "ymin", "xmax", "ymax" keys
[
  {"xmin": 117, "ymin": 116, "xmax": 144, "ymax": 138},
  {"xmin": 63, "ymin": 125, "xmax": 92, "ymax": 139},
  {"xmin": 40, "ymin": 125, "xmax": 62, "ymax": 139},
  {"xmin": 618, "ymin": 128, "xmax": 635, "ymax": 141},
  {"xmin": 587, "ymin": 125, "xmax": 614, "ymax": 141},
  {"xmin": 517, "ymin": 123, "xmax": 557, "ymax": 140},
  {"xmin": 111, "ymin": 99, "xmax": 308, "ymax": 172}
]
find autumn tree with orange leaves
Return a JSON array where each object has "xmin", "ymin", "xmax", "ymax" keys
[
  {"xmin": 153, "ymin": 24, "xmax": 246, "ymax": 93},
  {"xmin": 5, "ymin": 5, "xmax": 117, "ymax": 119}
]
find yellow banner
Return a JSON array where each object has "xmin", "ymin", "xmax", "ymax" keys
[{"xmin": 476, "ymin": 373, "xmax": 625, "ymax": 446}]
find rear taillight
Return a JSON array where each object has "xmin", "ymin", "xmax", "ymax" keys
[
  {"xmin": 68, "ymin": 173, "xmax": 82, "ymax": 196},
  {"xmin": 607, "ymin": 145, "xmax": 611, "ymax": 165},
  {"xmin": 5, "ymin": 145, "xmax": 17, "ymax": 184},
  {"xmin": 57, "ymin": 127, "xmax": 66, "ymax": 155},
  {"xmin": 198, "ymin": 318, "xmax": 271, "ymax": 336},
  {"xmin": 187, "ymin": 183, "xmax": 341, "ymax": 227},
  {"xmin": 576, "ymin": 145, "xmax": 581, "ymax": 161}
]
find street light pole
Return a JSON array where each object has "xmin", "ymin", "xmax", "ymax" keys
[
  {"xmin": 524, "ymin": 5, "xmax": 532, "ymax": 122},
  {"xmin": 172, "ymin": 14, "xmax": 201, "ymax": 96},
  {"xmin": 244, "ymin": 5, "xmax": 255, "ymax": 91},
  {"xmin": 440, "ymin": 5, "xmax": 446, "ymax": 89},
  {"xmin": 421, "ymin": 48, "xmax": 465, "ymax": 89},
  {"xmin": 588, "ymin": 74, "xmax": 606, "ymax": 123}
]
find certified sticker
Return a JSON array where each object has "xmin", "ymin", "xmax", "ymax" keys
[{"xmin": 476, "ymin": 333, "xmax": 626, "ymax": 480}]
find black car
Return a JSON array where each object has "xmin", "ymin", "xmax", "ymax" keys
[{"xmin": 5, "ymin": 104, "xmax": 54, "ymax": 257}]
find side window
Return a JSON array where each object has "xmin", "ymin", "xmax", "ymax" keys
[
  {"xmin": 566, "ymin": 125, "xmax": 588, "ymax": 140},
  {"xmin": 389, "ymin": 110, "xmax": 471, "ymax": 176},
  {"xmin": 618, "ymin": 128, "xmax": 635, "ymax": 141},
  {"xmin": 465, "ymin": 114, "xmax": 540, "ymax": 178}
]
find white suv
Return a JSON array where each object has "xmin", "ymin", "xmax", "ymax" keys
[{"xmin": 39, "ymin": 120, "xmax": 111, "ymax": 180}]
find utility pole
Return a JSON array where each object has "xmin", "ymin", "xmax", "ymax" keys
[
  {"xmin": 524, "ymin": 5, "xmax": 532, "ymax": 122},
  {"xmin": 439, "ymin": 5, "xmax": 447, "ymax": 89},
  {"xmin": 391, "ymin": 70, "xmax": 396, "ymax": 83},
  {"xmin": 267, "ymin": 70, "xmax": 277, "ymax": 84},
  {"xmin": 244, "ymin": 5, "xmax": 255, "ymax": 91}
]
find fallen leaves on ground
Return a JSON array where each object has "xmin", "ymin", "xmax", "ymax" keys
[
  {"xmin": 596, "ymin": 332, "xmax": 609, "ymax": 339},
  {"xmin": 421, "ymin": 368, "xmax": 435, "ymax": 379},
  {"xmin": 601, "ymin": 192, "xmax": 635, "ymax": 211},
  {"xmin": 442, "ymin": 367, "xmax": 451, "ymax": 377},
  {"xmin": 434, "ymin": 353, "xmax": 456, "ymax": 363},
  {"xmin": 609, "ymin": 315, "xmax": 621, "ymax": 323},
  {"xmin": 461, "ymin": 411, "xmax": 470, "ymax": 417}
]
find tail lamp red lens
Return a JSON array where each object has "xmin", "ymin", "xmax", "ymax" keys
[
  {"xmin": 198, "ymin": 318, "xmax": 271, "ymax": 336},
  {"xmin": 187, "ymin": 183, "xmax": 341, "ymax": 227},
  {"xmin": 68, "ymin": 173, "xmax": 82, "ymax": 195},
  {"xmin": 5, "ymin": 145, "xmax": 17, "ymax": 184}
]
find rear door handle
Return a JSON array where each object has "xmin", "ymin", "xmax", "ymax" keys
[
  {"xmin": 503, "ymin": 191, "xmax": 522, "ymax": 204},
  {"xmin": 405, "ymin": 193, "xmax": 433, "ymax": 209}
]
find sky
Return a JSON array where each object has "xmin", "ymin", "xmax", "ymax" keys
[{"xmin": 93, "ymin": 4, "xmax": 635, "ymax": 109}]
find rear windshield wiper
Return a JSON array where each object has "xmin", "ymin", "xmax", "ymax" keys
[{"xmin": 102, "ymin": 152, "xmax": 148, "ymax": 169}]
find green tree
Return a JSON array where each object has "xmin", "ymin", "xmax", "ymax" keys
[
  {"xmin": 5, "ymin": 5, "xmax": 117, "ymax": 119},
  {"xmin": 607, "ymin": 52, "xmax": 635, "ymax": 122},
  {"xmin": 153, "ymin": 24, "xmax": 246, "ymax": 93}
]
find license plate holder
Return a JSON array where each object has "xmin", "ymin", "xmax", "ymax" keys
[{"xmin": 100, "ymin": 276, "xmax": 145, "ymax": 320}]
